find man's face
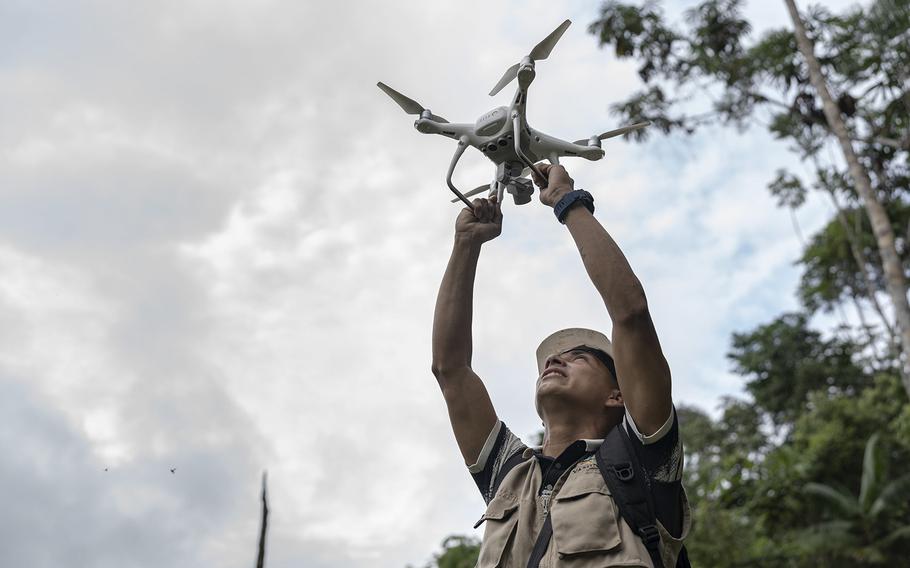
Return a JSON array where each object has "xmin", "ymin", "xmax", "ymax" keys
[{"xmin": 535, "ymin": 346, "xmax": 619, "ymax": 416}]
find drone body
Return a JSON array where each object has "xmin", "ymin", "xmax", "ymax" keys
[{"xmin": 377, "ymin": 19, "xmax": 649, "ymax": 208}]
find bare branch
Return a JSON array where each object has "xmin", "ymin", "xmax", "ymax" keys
[{"xmin": 257, "ymin": 471, "xmax": 269, "ymax": 568}]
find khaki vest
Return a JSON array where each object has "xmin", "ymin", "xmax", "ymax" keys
[{"xmin": 474, "ymin": 450, "xmax": 691, "ymax": 567}]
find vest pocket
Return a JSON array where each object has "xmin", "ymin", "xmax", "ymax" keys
[
  {"xmin": 474, "ymin": 491, "xmax": 520, "ymax": 568},
  {"xmin": 550, "ymin": 485, "xmax": 622, "ymax": 556}
]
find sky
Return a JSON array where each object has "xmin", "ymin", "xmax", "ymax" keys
[{"xmin": 0, "ymin": 0, "xmax": 862, "ymax": 566}]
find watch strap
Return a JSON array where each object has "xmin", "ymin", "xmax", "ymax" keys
[{"xmin": 553, "ymin": 189, "xmax": 594, "ymax": 223}]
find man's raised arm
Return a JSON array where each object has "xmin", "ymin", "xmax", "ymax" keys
[
  {"xmin": 431, "ymin": 197, "xmax": 502, "ymax": 465},
  {"xmin": 533, "ymin": 164, "xmax": 672, "ymax": 436}
]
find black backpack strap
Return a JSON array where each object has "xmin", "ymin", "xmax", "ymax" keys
[
  {"xmin": 486, "ymin": 450, "xmax": 556, "ymax": 568},
  {"xmin": 676, "ymin": 544, "xmax": 691, "ymax": 567},
  {"xmin": 489, "ymin": 450, "xmax": 531, "ymax": 499},
  {"xmin": 596, "ymin": 424, "xmax": 665, "ymax": 568},
  {"xmin": 526, "ymin": 514, "xmax": 552, "ymax": 568}
]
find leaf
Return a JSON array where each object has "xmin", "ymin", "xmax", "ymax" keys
[
  {"xmin": 870, "ymin": 472, "xmax": 910, "ymax": 518},
  {"xmin": 804, "ymin": 482, "xmax": 861, "ymax": 517},
  {"xmin": 768, "ymin": 169, "xmax": 807, "ymax": 208},
  {"xmin": 859, "ymin": 433, "xmax": 882, "ymax": 511},
  {"xmin": 879, "ymin": 524, "xmax": 910, "ymax": 547}
]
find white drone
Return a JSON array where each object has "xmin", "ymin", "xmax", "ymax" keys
[{"xmin": 377, "ymin": 19, "xmax": 650, "ymax": 208}]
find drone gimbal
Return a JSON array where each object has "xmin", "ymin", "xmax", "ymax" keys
[{"xmin": 377, "ymin": 19, "xmax": 649, "ymax": 208}]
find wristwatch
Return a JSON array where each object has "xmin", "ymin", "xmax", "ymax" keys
[{"xmin": 553, "ymin": 189, "xmax": 595, "ymax": 224}]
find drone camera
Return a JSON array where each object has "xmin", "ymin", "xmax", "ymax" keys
[{"xmin": 507, "ymin": 177, "xmax": 535, "ymax": 205}]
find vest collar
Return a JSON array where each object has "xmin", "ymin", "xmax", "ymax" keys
[{"xmin": 524, "ymin": 438, "xmax": 605, "ymax": 459}]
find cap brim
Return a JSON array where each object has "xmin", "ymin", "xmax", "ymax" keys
[{"xmin": 536, "ymin": 328, "xmax": 613, "ymax": 373}]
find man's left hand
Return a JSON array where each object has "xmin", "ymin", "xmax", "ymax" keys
[{"xmin": 531, "ymin": 163, "xmax": 575, "ymax": 208}]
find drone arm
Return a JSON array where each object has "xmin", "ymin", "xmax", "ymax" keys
[
  {"xmin": 417, "ymin": 120, "xmax": 474, "ymax": 140},
  {"xmin": 534, "ymin": 131, "xmax": 606, "ymax": 162},
  {"xmin": 446, "ymin": 138, "xmax": 474, "ymax": 209}
]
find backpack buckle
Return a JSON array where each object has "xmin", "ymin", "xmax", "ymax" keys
[
  {"xmin": 639, "ymin": 524, "xmax": 661, "ymax": 547},
  {"xmin": 612, "ymin": 461, "xmax": 634, "ymax": 481}
]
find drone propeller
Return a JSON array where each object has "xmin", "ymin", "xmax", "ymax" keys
[
  {"xmin": 489, "ymin": 19, "xmax": 571, "ymax": 96},
  {"xmin": 377, "ymin": 82, "xmax": 448, "ymax": 123},
  {"xmin": 449, "ymin": 184, "xmax": 491, "ymax": 203},
  {"xmin": 573, "ymin": 121, "xmax": 651, "ymax": 145}
]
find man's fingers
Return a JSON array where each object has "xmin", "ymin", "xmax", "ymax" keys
[
  {"xmin": 471, "ymin": 197, "xmax": 490, "ymax": 222},
  {"xmin": 532, "ymin": 163, "xmax": 555, "ymax": 188},
  {"xmin": 471, "ymin": 198, "xmax": 483, "ymax": 219},
  {"xmin": 533, "ymin": 163, "xmax": 574, "ymax": 192},
  {"xmin": 548, "ymin": 164, "xmax": 572, "ymax": 186},
  {"xmin": 467, "ymin": 195, "xmax": 505, "ymax": 224}
]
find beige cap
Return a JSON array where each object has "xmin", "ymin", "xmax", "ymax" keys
[{"xmin": 535, "ymin": 328, "xmax": 613, "ymax": 373}]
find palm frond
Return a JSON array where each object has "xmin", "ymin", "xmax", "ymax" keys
[
  {"xmin": 878, "ymin": 524, "xmax": 910, "ymax": 547},
  {"xmin": 870, "ymin": 472, "xmax": 910, "ymax": 518},
  {"xmin": 804, "ymin": 482, "xmax": 861, "ymax": 517},
  {"xmin": 860, "ymin": 433, "xmax": 883, "ymax": 511},
  {"xmin": 797, "ymin": 520, "xmax": 858, "ymax": 555}
]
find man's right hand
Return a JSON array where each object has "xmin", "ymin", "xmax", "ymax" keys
[
  {"xmin": 532, "ymin": 163, "xmax": 574, "ymax": 208},
  {"xmin": 455, "ymin": 196, "xmax": 503, "ymax": 243},
  {"xmin": 436, "ymin": 196, "xmax": 501, "ymax": 466}
]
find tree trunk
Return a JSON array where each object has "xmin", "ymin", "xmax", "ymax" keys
[
  {"xmin": 785, "ymin": 0, "xmax": 910, "ymax": 398},
  {"xmin": 824, "ymin": 186, "xmax": 896, "ymax": 342}
]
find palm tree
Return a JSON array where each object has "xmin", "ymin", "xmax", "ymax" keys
[{"xmin": 802, "ymin": 434, "xmax": 910, "ymax": 565}]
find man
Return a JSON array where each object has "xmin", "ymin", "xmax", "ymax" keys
[{"xmin": 431, "ymin": 163, "xmax": 690, "ymax": 567}]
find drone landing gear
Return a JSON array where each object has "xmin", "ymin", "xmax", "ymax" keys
[
  {"xmin": 445, "ymin": 139, "xmax": 474, "ymax": 209},
  {"xmin": 511, "ymin": 112, "xmax": 547, "ymax": 188}
]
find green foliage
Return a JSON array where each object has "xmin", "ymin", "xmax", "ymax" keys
[
  {"xmin": 415, "ymin": 535, "xmax": 480, "ymax": 568},
  {"xmin": 683, "ymin": 0, "xmax": 752, "ymax": 83},
  {"xmin": 728, "ymin": 312, "xmax": 868, "ymax": 427},
  {"xmin": 675, "ymin": 293, "xmax": 910, "ymax": 566},
  {"xmin": 683, "ymin": 499, "xmax": 780, "ymax": 568},
  {"xmin": 609, "ymin": 86, "xmax": 692, "ymax": 137},
  {"xmin": 589, "ymin": 0, "xmax": 910, "ymax": 145},
  {"xmin": 590, "ymin": 0, "xmax": 910, "ymax": 316},
  {"xmin": 801, "ymin": 433, "xmax": 910, "ymax": 565},
  {"xmin": 678, "ymin": 372, "xmax": 910, "ymax": 566},
  {"xmin": 588, "ymin": 0, "xmax": 680, "ymax": 81},
  {"xmin": 768, "ymin": 168, "xmax": 807, "ymax": 208},
  {"xmin": 798, "ymin": 199, "xmax": 910, "ymax": 315},
  {"xmin": 679, "ymin": 399, "xmax": 768, "ymax": 510},
  {"xmin": 742, "ymin": 371, "xmax": 907, "ymax": 530}
]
